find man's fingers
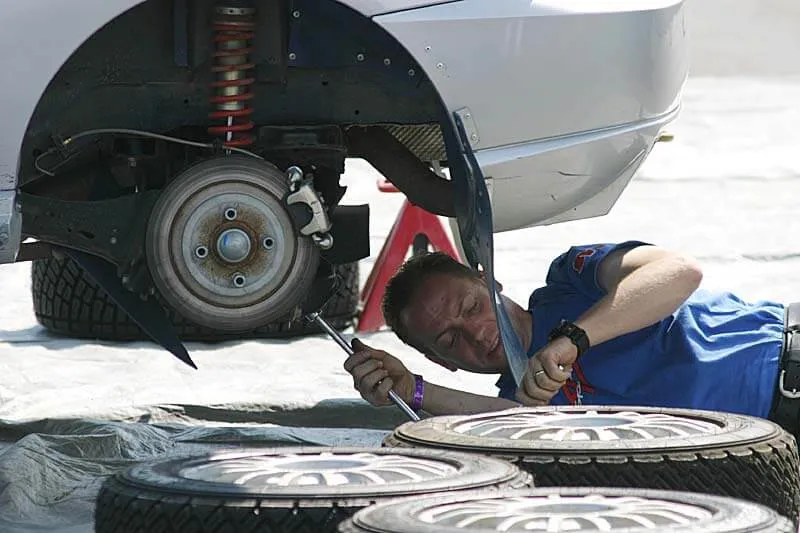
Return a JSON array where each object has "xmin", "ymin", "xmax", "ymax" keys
[
  {"xmin": 544, "ymin": 359, "xmax": 572, "ymax": 382},
  {"xmin": 359, "ymin": 368, "xmax": 389, "ymax": 392},
  {"xmin": 529, "ymin": 383, "xmax": 556, "ymax": 403},
  {"xmin": 533, "ymin": 369, "xmax": 563, "ymax": 393},
  {"xmin": 351, "ymin": 359, "xmax": 382, "ymax": 383},
  {"xmin": 523, "ymin": 371, "xmax": 558, "ymax": 402},
  {"xmin": 343, "ymin": 352, "xmax": 371, "ymax": 373},
  {"xmin": 515, "ymin": 387, "xmax": 546, "ymax": 407},
  {"xmin": 520, "ymin": 362, "xmax": 564, "ymax": 405},
  {"xmin": 374, "ymin": 377, "xmax": 395, "ymax": 404},
  {"xmin": 351, "ymin": 338, "xmax": 375, "ymax": 352}
]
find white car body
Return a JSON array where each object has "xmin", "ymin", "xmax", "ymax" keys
[
  {"xmin": 377, "ymin": 0, "xmax": 687, "ymax": 231},
  {"xmin": 0, "ymin": 0, "xmax": 687, "ymax": 338},
  {"xmin": 0, "ymin": 0, "xmax": 687, "ymax": 254}
]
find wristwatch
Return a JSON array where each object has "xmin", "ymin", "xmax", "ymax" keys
[{"xmin": 548, "ymin": 319, "xmax": 590, "ymax": 358}]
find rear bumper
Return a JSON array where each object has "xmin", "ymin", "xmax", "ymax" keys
[
  {"xmin": 480, "ymin": 104, "xmax": 680, "ymax": 231},
  {"xmin": 377, "ymin": 0, "xmax": 688, "ymax": 231}
]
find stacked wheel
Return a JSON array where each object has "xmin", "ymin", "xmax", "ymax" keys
[
  {"xmin": 383, "ymin": 405, "xmax": 800, "ymax": 522},
  {"xmin": 94, "ymin": 446, "xmax": 533, "ymax": 533},
  {"xmin": 338, "ymin": 486, "xmax": 794, "ymax": 533}
]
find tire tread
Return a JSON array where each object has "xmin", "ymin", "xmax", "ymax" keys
[
  {"xmin": 383, "ymin": 425, "xmax": 800, "ymax": 521},
  {"xmin": 31, "ymin": 256, "xmax": 360, "ymax": 341}
]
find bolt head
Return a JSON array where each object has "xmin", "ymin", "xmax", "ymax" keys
[{"xmin": 313, "ymin": 233, "xmax": 334, "ymax": 250}]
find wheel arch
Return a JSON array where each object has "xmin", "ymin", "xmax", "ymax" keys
[
  {"xmin": 0, "ymin": 0, "xmax": 145, "ymax": 185},
  {"xmin": 13, "ymin": 0, "xmax": 457, "ymax": 179},
  {"xmin": 13, "ymin": 0, "xmax": 459, "ymax": 221}
]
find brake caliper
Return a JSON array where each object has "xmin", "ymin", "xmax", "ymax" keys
[{"xmin": 285, "ymin": 166, "xmax": 334, "ymax": 250}]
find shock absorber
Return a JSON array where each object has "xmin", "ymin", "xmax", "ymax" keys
[{"xmin": 208, "ymin": 3, "xmax": 256, "ymax": 148}]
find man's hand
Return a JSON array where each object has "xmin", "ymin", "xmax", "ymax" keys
[
  {"xmin": 344, "ymin": 339, "xmax": 415, "ymax": 407},
  {"xmin": 516, "ymin": 337, "xmax": 576, "ymax": 406}
]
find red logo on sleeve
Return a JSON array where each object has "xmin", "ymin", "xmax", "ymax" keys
[{"xmin": 572, "ymin": 249, "xmax": 596, "ymax": 273}]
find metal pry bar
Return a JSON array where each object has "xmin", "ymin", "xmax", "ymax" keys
[{"xmin": 307, "ymin": 312, "xmax": 421, "ymax": 422}]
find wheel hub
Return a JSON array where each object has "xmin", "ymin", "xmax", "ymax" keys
[
  {"xmin": 146, "ymin": 156, "xmax": 320, "ymax": 330},
  {"xmin": 216, "ymin": 227, "xmax": 252, "ymax": 264}
]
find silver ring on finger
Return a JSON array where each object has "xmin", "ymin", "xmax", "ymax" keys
[{"xmin": 534, "ymin": 370, "xmax": 546, "ymax": 377}]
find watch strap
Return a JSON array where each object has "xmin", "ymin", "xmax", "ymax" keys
[{"xmin": 548, "ymin": 320, "xmax": 590, "ymax": 357}]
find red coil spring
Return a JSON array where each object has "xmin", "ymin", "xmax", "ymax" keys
[{"xmin": 208, "ymin": 7, "xmax": 256, "ymax": 147}]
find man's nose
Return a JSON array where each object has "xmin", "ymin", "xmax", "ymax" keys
[{"xmin": 465, "ymin": 321, "xmax": 490, "ymax": 348}]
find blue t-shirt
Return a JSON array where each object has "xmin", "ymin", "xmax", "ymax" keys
[{"xmin": 496, "ymin": 241, "xmax": 785, "ymax": 418}]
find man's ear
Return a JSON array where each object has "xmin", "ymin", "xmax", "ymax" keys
[
  {"xmin": 478, "ymin": 270, "xmax": 503, "ymax": 292},
  {"xmin": 424, "ymin": 353, "xmax": 459, "ymax": 372}
]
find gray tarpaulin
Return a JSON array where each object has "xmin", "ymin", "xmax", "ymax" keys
[{"xmin": 0, "ymin": 416, "xmax": 390, "ymax": 533}]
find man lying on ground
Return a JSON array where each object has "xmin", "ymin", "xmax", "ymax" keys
[{"xmin": 344, "ymin": 242, "xmax": 800, "ymax": 436}]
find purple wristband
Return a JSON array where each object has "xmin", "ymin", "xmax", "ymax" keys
[{"xmin": 411, "ymin": 374, "xmax": 424, "ymax": 410}]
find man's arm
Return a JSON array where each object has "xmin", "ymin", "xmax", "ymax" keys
[
  {"xmin": 575, "ymin": 245, "xmax": 703, "ymax": 347},
  {"xmin": 345, "ymin": 340, "xmax": 519, "ymax": 416},
  {"xmin": 517, "ymin": 245, "xmax": 703, "ymax": 405},
  {"xmin": 419, "ymin": 382, "xmax": 519, "ymax": 416}
]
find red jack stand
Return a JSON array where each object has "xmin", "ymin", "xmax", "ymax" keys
[{"xmin": 357, "ymin": 179, "xmax": 462, "ymax": 333}]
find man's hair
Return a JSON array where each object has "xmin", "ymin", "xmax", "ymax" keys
[{"xmin": 382, "ymin": 252, "xmax": 479, "ymax": 352}]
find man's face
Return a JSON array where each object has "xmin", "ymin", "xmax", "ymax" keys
[{"xmin": 400, "ymin": 273, "xmax": 509, "ymax": 374}]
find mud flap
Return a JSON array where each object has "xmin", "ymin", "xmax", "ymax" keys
[
  {"xmin": 445, "ymin": 113, "xmax": 528, "ymax": 386},
  {"xmin": 59, "ymin": 247, "xmax": 197, "ymax": 370}
]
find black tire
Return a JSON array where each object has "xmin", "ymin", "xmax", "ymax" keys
[
  {"xmin": 31, "ymin": 255, "xmax": 359, "ymax": 342},
  {"xmin": 94, "ymin": 446, "xmax": 534, "ymax": 533},
  {"xmin": 339, "ymin": 486, "xmax": 795, "ymax": 533},
  {"xmin": 383, "ymin": 405, "xmax": 800, "ymax": 523}
]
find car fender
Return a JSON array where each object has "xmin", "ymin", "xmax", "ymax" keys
[
  {"xmin": 0, "ymin": 0, "xmax": 452, "ymax": 189},
  {"xmin": 0, "ymin": 0, "xmax": 145, "ymax": 187}
]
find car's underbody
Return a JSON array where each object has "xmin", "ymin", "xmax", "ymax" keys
[
  {"xmin": 10, "ymin": 0, "xmax": 459, "ymax": 344},
  {"xmin": 0, "ymin": 0, "xmax": 688, "ymax": 364}
]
